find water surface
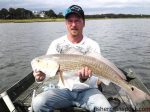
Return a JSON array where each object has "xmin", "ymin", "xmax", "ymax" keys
[{"xmin": 0, "ymin": 19, "xmax": 150, "ymax": 92}]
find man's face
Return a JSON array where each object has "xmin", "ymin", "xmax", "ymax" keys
[{"xmin": 66, "ymin": 13, "xmax": 85, "ymax": 37}]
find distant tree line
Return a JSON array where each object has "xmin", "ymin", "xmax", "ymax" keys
[
  {"xmin": 0, "ymin": 7, "xmax": 150, "ymax": 19},
  {"xmin": 0, "ymin": 8, "xmax": 63, "ymax": 19},
  {"xmin": 0, "ymin": 8, "xmax": 34, "ymax": 19},
  {"xmin": 85, "ymin": 14, "xmax": 150, "ymax": 18}
]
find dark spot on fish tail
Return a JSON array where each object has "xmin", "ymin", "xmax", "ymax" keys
[
  {"xmin": 118, "ymin": 68, "xmax": 135, "ymax": 82},
  {"xmin": 131, "ymin": 87, "xmax": 134, "ymax": 91},
  {"xmin": 37, "ymin": 59, "xmax": 40, "ymax": 62},
  {"xmin": 56, "ymin": 69, "xmax": 61, "ymax": 74}
]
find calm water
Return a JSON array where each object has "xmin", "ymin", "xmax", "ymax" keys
[{"xmin": 0, "ymin": 19, "xmax": 150, "ymax": 93}]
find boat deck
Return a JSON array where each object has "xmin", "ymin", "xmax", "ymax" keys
[
  {"xmin": 1, "ymin": 70, "xmax": 150, "ymax": 112},
  {"xmin": 14, "ymin": 70, "xmax": 150, "ymax": 112}
]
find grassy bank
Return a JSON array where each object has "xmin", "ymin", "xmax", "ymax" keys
[
  {"xmin": 0, "ymin": 18, "xmax": 105, "ymax": 23},
  {"xmin": 0, "ymin": 17, "xmax": 149, "ymax": 23},
  {"xmin": 0, "ymin": 18, "xmax": 65, "ymax": 23}
]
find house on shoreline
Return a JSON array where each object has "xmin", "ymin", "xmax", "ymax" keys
[{"xmin": 32, "ymin": 11, "xmax": 45, "ymax": 18}]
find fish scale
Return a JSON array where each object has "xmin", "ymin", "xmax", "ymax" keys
[{"xmin": 31, "ymin": 54, "xmax": 150, "ymax": 105}]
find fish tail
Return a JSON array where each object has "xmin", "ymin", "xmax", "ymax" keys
[{"xmin": 127, "ymin": 85, "xmax": 150, "ymax": 104}]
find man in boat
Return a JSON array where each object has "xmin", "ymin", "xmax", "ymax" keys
[{"xmin": 32, "ymin": 5, "xmax": 111, "ymax": 112}]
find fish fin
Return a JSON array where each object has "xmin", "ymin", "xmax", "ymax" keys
[
  {"xmin": 98, "ymin": 77, "xmax": 111, "ymax": 85},
  {"xmin": 98, "ymin": 76, "xmax": 111, "ymax": 86},
  {"xmin": 118, "ymin": 68, "xmax": 135, "ymax": 82},
  {"xmin": 85, "ymin": 51, "xmax": 102, "ymax": 59},
  {"xmin": 58, "ymin": 70, "xmax": 65, "ymax": 86},
  {"xmin": 127, "ymin": 85, "xmax": 150, "ymax": 104}
]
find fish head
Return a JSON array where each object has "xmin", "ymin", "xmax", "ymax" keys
[{"xmin": 31, "ymin": 57, "xmax": 59, "ymax": 77}]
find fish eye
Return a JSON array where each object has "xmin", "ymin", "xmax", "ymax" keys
[{"xmin": 131, "ymin": 87, "xmax": 134, "ymax": 91}]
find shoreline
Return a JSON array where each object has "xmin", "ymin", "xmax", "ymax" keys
[
  {"xmin": 0, "ymin": 18, "xmax": 65, "ymax": 23},
  {"xmin": 0, "ymin": 18, "xmax": 149, "ymax": 23}
]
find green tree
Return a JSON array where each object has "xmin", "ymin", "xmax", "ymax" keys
[
  {"xmin": 24, "ymin": 9, "xmax": 34, "ymax": 19},
  {"xmin": 9, "ymin": 8, "xmax": 16, "ymax": 19},
  {"xmin": 45, "ymin": 9, "xmax": 57, "ymax": 18},
  {"xmin": 0, "ymin": 8, "xmax": 9, "ymax": 19},
  {"xmin": 15, "ymin": 8, "xmax": 25, "ymax": 19},
  {"xmin": 57, "ymin": 12, "xmax": 64, "ymax": 18},
  {"xmin": 15, "ymin": 8, "xmax": 33, "ymax": 19}
]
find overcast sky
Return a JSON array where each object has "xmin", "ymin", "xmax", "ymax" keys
[{"xmin": 0, "ymin": 0, "xmax": 150, "ymax": 15}]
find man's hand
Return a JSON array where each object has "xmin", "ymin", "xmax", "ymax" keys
[
  {"xmin": 77, "ymin": 66, "xmax": 92, "ymax": 82},
  {"xmin": 33, "ymin": 70, "xmax": 46, "ymax": 82}
]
